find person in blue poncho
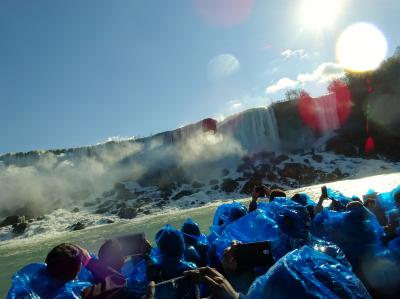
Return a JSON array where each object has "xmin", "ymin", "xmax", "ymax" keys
[
  {"xmin": 7, "ymin": 243, "xmax": 155, "ymax": 299},
  {"xmin": 385, "ymin": 191, "xmax": 400, "ymax": 240},
  {"xmin": 184, "ymin": 246, "xmax": 372, "ymax": 299},
  {"xmin": 149, "ymin": 225, "xmax": 198, "ymax": 299},
  {"xmin": 181, "ymin": 219, "xmax": 209, "ymax": 267},
  {"xmin": 7, "ymin": 243, "xmax": 91, "ymax": 299}
]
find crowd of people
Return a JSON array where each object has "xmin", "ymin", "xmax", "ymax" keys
[{"xmin": 7, "ymin": 185, "xmax": 400, "ymax": 299}]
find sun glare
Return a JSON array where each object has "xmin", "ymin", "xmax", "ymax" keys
[
  {"xmin": 301, "ymin": 0, "xmax": 342, "ymax": 29},
  {"xmin": 336, "ymin": 23, "xmax": 388, "ymax": 73}
]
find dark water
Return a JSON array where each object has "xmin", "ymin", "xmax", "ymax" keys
[{"xmin": 0, "ymin": 204, "xmax": 219, "ymax": 297}]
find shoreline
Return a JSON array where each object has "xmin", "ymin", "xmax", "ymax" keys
[{"xmin": 2, "ymin": 170, "xmax": 399, "ymax": 249}]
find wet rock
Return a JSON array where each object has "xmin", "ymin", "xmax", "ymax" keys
[
  {"xmin": 143, "ymin": 210, "xmax": 151, "ymax": 215},
  {"xmin": 71, "ymin": 207, "xmax": 80, "ymax": 213},
  {"xmin": 155, "ymin": 202, "xmax": 165, "ymax": 209},
  {"xmin": 36, "ymin": 216, "xmax": 45, "ymax": 221},
  {"xmin": 266, "ymin": 172, "xmax": 278, "ymax": 182},
  {"xmin": 311, "ymin": 154, "xmax": 323, "ymax": 163},
  {"xmin": 138, "ymin": 197, "xmax": 152, "ymax": 204},
  {"xmin": 240, "ymin": 170, "xmax": 265, "ymax": 194},
  {"xmin": 96, "ymin": 207, "xmax": 110, "ymax": 214},
  {"xmin": 1, "ymin": 215, "xmax": 25, "ymax": 227},
  {"xmin": 221, "ymin": 169, "xmax": 230, "ymax": 176},
  {"xmin": 235, "ymin": 177, "xmax": 247, "ymax": 182},
  {"xmin": 118, "ymin": 207, "xmax": 138, "ymax": 219},
  {"xmin": 102, "ymin": 219, "xmax": 115, "ymax": 224},
  {"xmin": 69, "ymin": 222, "xmax": 86, "ymax": 231},
  {"xmin": 237, "ymin": 163, "xmax": 252, "ymax": 173},
  {"xmin": 116, "ymin": 189, "xmax": 138, "ymax": 200},
  {"xmin": 172, "ymin": 190, "xmax": 194, "ymax": 200},
  {"xmin": 192, "ymin": 181, "xmax": 205, "ymax": 189},
  {"xmin": 160, "ymin": 184, "xmax": 175, "ymax": 198},
  {"xmin": 138, "ymin": 166, "xmax": 191, "ymax": 188},
  {"xmin": 278, "ymin": 163, "xmax": 313, "ymax": 180},
  {"xmin": 243, "ymin": 171, "xmax": 253, "ymax": 178},
  {"xmin": 273, "ymin": 154, "xmax": 289, "ymax": 165},
  {"xmin": 333, "ymin": 168, "xmax": 343, "ymax": 177},
  {"xmin": 116, "ymin": 202, "xmax": 127, "ymax": 209},
  {"xmin": 326, "ymin": 138, "xmax": 359, "ymax": 156},
  {"xmin": 220, "ymin": 179, "xmax": 239, "ymax": 193},
  {"xmin": 211, "ymin": 185, "xmax": 219, "ymax": 191},
  {"xmin": 270, "ymin": 184, "xmax": 284, "ymax": 190},
  {"xmin": 102, "ymin": 190, "xmax": 116, "ymax": 198},
  {"xmin": 209, "ymin": 179, "xmax": 219, "ymax": 185},
  {"xmin": 12, "ymin": 222, "xmax": 28, "ymax": 234}
]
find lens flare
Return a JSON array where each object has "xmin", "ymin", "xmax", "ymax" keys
[
  {"xmin": 194, "ymin": 0, "xmax": 253, "ymax": 27},
  {"xmin": 336, "ymin": 23, "xmax": 388, "ymax": 73},
  {"xmin": 301, "ymin": 0, "xmax": 342, "ymax": 29},
  {"xmin": 365, "ymin": 136, "xmax": 375, "ymax": 153},
  {"xmin": 298, "ymin": 81, "xmax": 352, "ymax": 133}
]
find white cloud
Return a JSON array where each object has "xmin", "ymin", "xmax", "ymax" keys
[
  {"xmin": 297, "ymin": 62, "xmax": 344, "ymax": 83},
  {"xmin": 265, "ymin": 62, "xmax": 345, "ymax": 95},
  {"xmin": 207, "ymin": 54, "xmax": 240, "ymax": 80},
  {"xmin": 281, "ymin": 49, "xmax": 308, "ymax": 60},
  {"xmin": 265, "ymin": 77, "xmax": 299, "ymax": 94},
  {"xmin": 228, "ymin": 99, "xmax": 243, "ymax": 110}
]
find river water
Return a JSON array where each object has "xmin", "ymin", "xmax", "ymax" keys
[{"xmin": 1, "ymin": 172, "xmax": 399, "ymax": 297}]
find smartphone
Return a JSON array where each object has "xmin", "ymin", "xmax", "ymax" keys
[
  {"xmin": 115, "ymin": 232, "xmax": 146, "ymax": 256},
  {"xmin": 234, "ymin": 241, "xmax": 274, "ymax": 270},
  {"xmin": 321, "ymin": 186, "xmax": 328, "ymax": 198}
]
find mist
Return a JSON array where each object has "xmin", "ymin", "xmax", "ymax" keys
[{"xmin": 0, "ymin": 130, "xmax": 245, "ymax": 218}]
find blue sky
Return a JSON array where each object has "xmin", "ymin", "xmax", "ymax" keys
[{"xmin": 0, "ymin": 0, "xmax": 399, "ymax": 153}]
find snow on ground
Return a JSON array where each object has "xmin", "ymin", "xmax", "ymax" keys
[{"xmin": 1, "ymin": 152, "xmax": 399, "ymax": 244}]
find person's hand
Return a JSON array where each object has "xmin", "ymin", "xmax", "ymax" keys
[
  {"xmin": 139, "ymin": 281, "xmax": 155, "ymax": 299},
  {"xmin": 141, "ymin": 239, "xmax": 152, "ymax": 255},
  {"xmin": 76, "ymin": 245, "xmax": 91, "ymax": 267},
  {"xmin": 318, "ymin": 195, "xmax": 326, "ymax": 205},
  {"xmin": 222, "ymin": 241, "xmax": 238, "ymax": 274},
  {"xmin": 184, "ymin": 267, "xmax": 240, "ymax": 299}
]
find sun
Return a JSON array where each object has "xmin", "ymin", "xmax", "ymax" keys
[
  {"xmin": 301, "ymin": 0, "xmax": 342, "ymax": 29},
  {"xmin": 336, "ymin": 23, "xmax": 388, "ymax": 73}
]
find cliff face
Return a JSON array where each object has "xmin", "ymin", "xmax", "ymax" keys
[{"xmin": 0, "ymin": 101, "xmax": 330, "ymax": 168}]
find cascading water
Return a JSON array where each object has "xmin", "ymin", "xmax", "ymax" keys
[
  {"xmin": 218, "ymin": 106, "xmax": 281, "ymax": 153},
  {"xmin": 315, "ymin": 93, "xmax": 340, "ymax": 133}
]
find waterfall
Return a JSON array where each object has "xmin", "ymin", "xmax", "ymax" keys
[
  {"xmin": 218, "ymin": 107, "xmax": 281, "ymax": 153},
  {"xmin": 315, "ymin": 93, "xmax": 340, "ymax": 133}
]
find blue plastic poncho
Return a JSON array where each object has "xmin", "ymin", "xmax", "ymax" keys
[
  {"xmin": 312, "ymin": 205, "xmax": 384, "ymax": 264},
  {"xmin": 258, "ymin": 198, "xmax": 312, "ymax": 248},
  {"xmin": 153, "ymin": 225, "xmax": 198, "ymax": 299},
  {"xmin": 245, "ymin": 246, "xmax": 372, "ymax": 299},
  {"xmin": 7, "ymin": 263, "xmax": 91, "ymax": 299},
  {"xmin": 155, "ymin": 225, "xmax": 197, "ymax": 278},
  {"xmin": 327, "ymin": 187, "xmax": 353, "ymax": 209},
  {"xmin": 213, "ymin": 208, "xmax": 289, "ymax": 261},
  {"xmin": 211, "ymin": 202, "xmax": 247, "ymax": 228},
  {"xmin": 377, "ymin": 186, "xmax": 400, "ymax": 226}
]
